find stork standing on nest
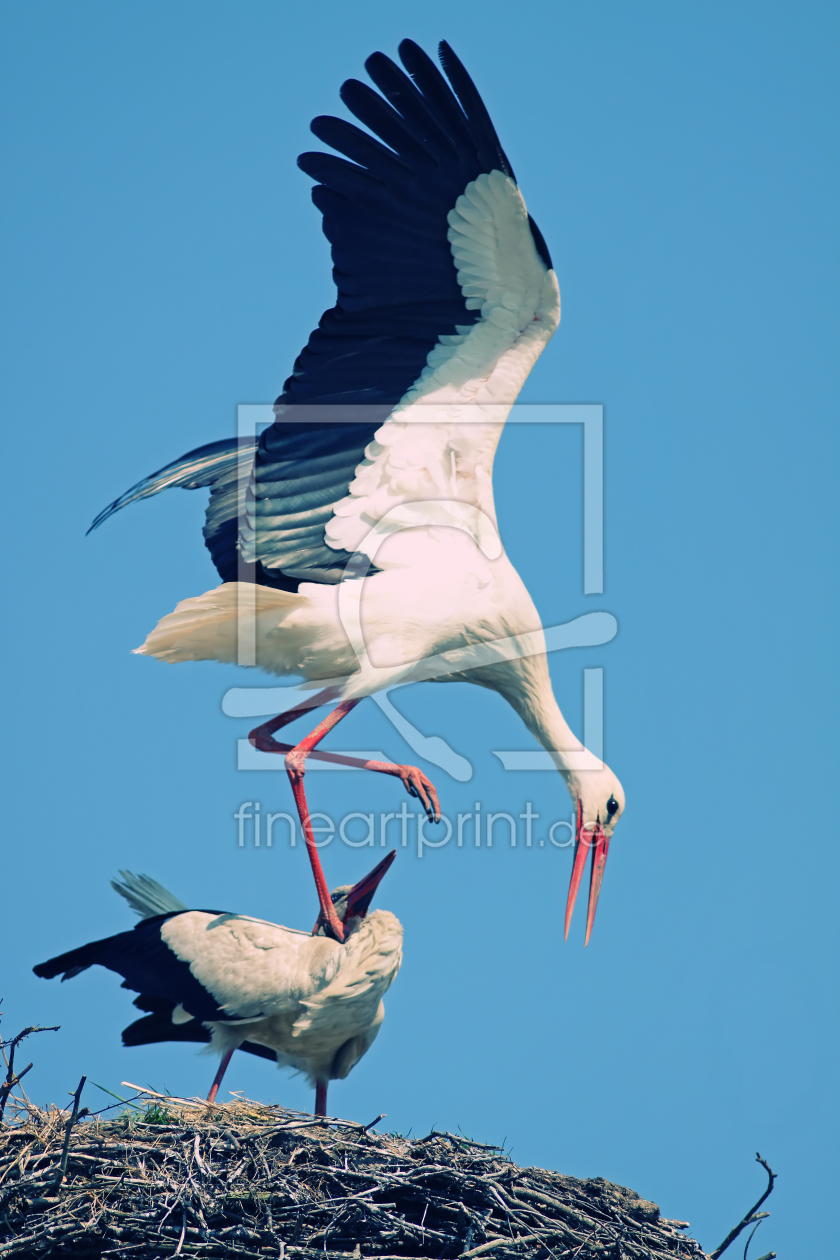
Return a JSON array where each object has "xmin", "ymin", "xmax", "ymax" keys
[
  {"xmin": 34, "ymin": 855, "xmax": 399, "ymax": 1114},
  {"xmin": 90, "ymin": 39, "xmax": 625, "ymax": 944}
]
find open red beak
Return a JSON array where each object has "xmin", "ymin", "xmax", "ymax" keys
[
  {"xmin": 313, "ymin": 850, "xmax": 397, "ymax": 940},
  {"xmin": 344, "ymin": 849, "xmax": 396, "ymax": 920},
  {"xmin": 564, "ymin": 801, "xmax": 610, "ymax": 946}
]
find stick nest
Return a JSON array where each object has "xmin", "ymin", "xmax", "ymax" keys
[{"xmin": 0, "ymin": 1092, "xmax": 707, "ymax": 1259}]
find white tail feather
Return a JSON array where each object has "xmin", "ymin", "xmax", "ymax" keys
[
  {"xmin": 135, "ymin": 582, "xmax": 305, "ymax": 666},
  {"xmin": 111, "ymin": 871, "xmax": 188, "ymax": 920}
]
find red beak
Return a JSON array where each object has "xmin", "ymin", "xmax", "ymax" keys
[
  {"xmin": 313, "ymin": 850, "xmax": 396, "ymax": 938},
  {"xmin": 564, "ymin": 801, "xmax": 611, "ymax": 946},
  {"xmin": 344, "ymin": 849, "xmax": 396, "ymax": 920}
]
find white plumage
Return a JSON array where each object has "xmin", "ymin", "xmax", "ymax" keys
[
  {"xmin": 110, "ymin": 870, "xmax": 401, "ymax": 1089},
  {"xmin": 36, "ymin": 859, "xmax": 401, "ymax": 1113},
  {"xmin": 159, "ymin": 906, "xmax": 401, "ymax": 1089}
]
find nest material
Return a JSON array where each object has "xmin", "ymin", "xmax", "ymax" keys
[{"xmin": 0, "ymin": 1091, "xmax": 707, "ymax": 1259}]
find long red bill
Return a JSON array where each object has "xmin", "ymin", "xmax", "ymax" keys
[
  {"xmin": 564, "ymin": 804, "xmax": 611, "ymax": 945},
  {"xmin": 584, "ymin": 830, "xmax": 610, "ymax": 947},
  {"xmin": 564, "ymin": 801, "xmax": 588, "ymax": 941},
  {"xmin": 345, "ymin": 849, "xmax": 396, "ymax": 920},
  {"xmin": 311, "ymin": 850, "xmax": 396, "ymax": 939}
]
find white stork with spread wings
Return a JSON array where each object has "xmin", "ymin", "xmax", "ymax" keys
[
  {"xmin": 90, "ymin": 40, "xmax": 625, "ymax": 945},
  {"xmin": 34, "ymin": 856, "xmax": 400, "ymax": 1115}
]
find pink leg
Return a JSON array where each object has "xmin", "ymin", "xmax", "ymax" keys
[
  {"xmin": 207, "ymin": 1048, "xmax": 234, "ymax": 1103},
  {"xmin": 284, "ymin": 701, "xmax": 362, "ymax": 942},
  {"xmin": 314, "ymin": 1079, "xmax": 328, "ymax": 1117},
  {"xmin": 249, "ymin": 693, "xmax": 441, "ymax": 820},
  {"xmin": 249, "ymin": 695, "xmax": 441, "ymax": 943}
]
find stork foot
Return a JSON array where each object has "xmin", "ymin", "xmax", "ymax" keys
[{"xmin": 394, "ymin": 764, "xmax": 440, "ymax": 823}]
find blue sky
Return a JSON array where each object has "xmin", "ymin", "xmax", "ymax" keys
[{"xmin": 2, "ymin": 2, "xmax": 838, "ymax": 1256}]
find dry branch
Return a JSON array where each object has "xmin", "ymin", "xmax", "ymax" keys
[
  {"xmin": 0, "ymin": 1023, "xmax": 60, "ymax": 1123},
  {"xmin": 709, "ymin": 1154, "xmax": 776, "ymax": 1260}
]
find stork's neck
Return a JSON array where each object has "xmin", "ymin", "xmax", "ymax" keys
[{"xmin": 499, "ymin": 658, "xmax": 599, "ymax": 799}]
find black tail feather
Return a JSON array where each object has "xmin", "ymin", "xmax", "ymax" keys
[
  {"xmin": 122, "ymin": 1010, "xmax": 212, "ymax": 1049},
  {"xmin": 123, "ymin": 1001, "xmax": 277, "ymax": 1062}
]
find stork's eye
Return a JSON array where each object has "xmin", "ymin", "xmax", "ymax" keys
[{"xmin": 606, "ymin": 794, "xmax": 619, "ymax": 817}]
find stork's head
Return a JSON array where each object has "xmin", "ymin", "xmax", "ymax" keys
[
  {"xmin": 565, "ymin": 767, "xmax": 625, "ymax": 946},
  {"xmin": 314, "ymin": 850, "xmax": 396, "ymax": 939}
]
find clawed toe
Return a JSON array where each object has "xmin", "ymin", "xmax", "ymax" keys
[{"xmin": 398, "ymin": 766, "xmax": 441, "ymax": 823}]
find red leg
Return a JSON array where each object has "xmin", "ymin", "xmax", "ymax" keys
[
  {"xmin": 248, "ymin": 687, "xmax": 342, "ymax": 746},
  {"xmin": 249, "ymin": 695, "xmax": 441, "ymax": 943},
  {"xmin": 314, "ymin": 1079, "xmax": 328, "ymax": 1117},
  {"xmin": 207, "ymin": 1048, "xmax": 234, "ymax": 1103},
  {"xmin": 249, "ymin": 699, "xmax": 441, "ymax": 821},
  {"xmin": 283, "ymin": 701, "xmax": 361, "ymax": 942}
]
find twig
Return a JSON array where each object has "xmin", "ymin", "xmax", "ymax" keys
[
  {"xmin": 0, "ymin": 1024, "xmax": 59, "ymax": 1121},
  {"xmin": 741, "ymin": 1215, "xmax": 770, "ymax": 1260},
  {"xmin": 174, "ymin": 1204, "xmax": 187, "ymax": 1255},
  {"xmin": 711, "ymin": 1153, "xmax": 776, "ymax": 1260},
  {"xmin": 52, "ymin": 1075, "xmax": 88, "ymax": 1189}
]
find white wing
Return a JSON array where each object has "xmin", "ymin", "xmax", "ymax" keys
[
  {"xmin": 325, "ymin": 172, "xmax": 560, "ymax": 563},
  {"xmin": 160, "ymin": 911, "xmax": 340, "ymax": 1019},
  {"xmin": 93, "ymin": 45, "xmax": 561, "ymax": 595}
]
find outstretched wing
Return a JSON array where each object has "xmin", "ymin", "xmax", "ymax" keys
[
  {"xmin": 90, "ymin": 41, "xmax": 558, "ymax": 587},
  {"xmin": 252, "ymin": 39, "xmax": 559, "ymax": 578},
  {"xmin": 88, "ymin": 436, "xmax": 257, "ymax": 584}
]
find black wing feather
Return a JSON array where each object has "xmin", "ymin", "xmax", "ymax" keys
[
  {"xmin": 92, "ymin": 42, "xmax": 550, "ymax": 591},
  {"xmin": 254, "ymin": 40, "xmax": 519, "ymax": 584},
  {"xmin": 33, "ymin": 914, "xmax": 243, "ymax": 1025},
  {"xmin": 122, "ymin": 996, "xmax": 277, "ymax": 1061}
]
